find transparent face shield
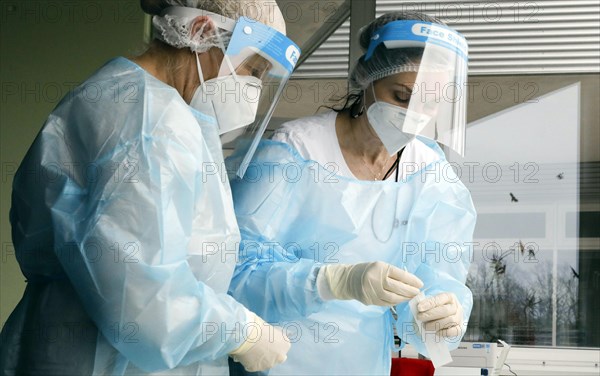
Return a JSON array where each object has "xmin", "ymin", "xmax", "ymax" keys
[
  {"xmin": 221, "ymin": 18, "xmax": 300, "ymax": 178},
  {"xmin": 365, "ymin": 21, "xmax": 469, "ymax": 156},
  {"xmin": 158, "ymin": 8, "xmax": 300, "ymax": 178},
  {"xmin": 193, "ymin": 15, "xmax": 299, "ymax": 178}
]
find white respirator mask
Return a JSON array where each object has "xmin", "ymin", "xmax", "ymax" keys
[
  {"xmin": 190, "ymin": 53, "xmax": 263, "ymax": 135},
  {"xmin": 366, "ymin": 85, "xmax": 431, "ymax": 155}
]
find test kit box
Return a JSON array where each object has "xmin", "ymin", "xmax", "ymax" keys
[{"xmin": 446, "ymin": 342, "xmax": 498, "ymax": 368}]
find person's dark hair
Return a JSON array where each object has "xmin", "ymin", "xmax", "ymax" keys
[
  {"xmin": 324, "ymin": 11, "xmax": 445, "ymax": 115},
  {"xmin": 323, "ymin": 92, "xmax": 364, "ymax": 115}
]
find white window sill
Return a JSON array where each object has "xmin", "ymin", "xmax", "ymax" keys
[{"xmin": 401, "ymin": 344, "xmax": 600, "ymax": 375}]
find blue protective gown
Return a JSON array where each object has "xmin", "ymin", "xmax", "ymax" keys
[
  {"xmin": 227, "ymin": 139, "xmax": 476, "ymax": 375},
  {"xmin": 1, "ymin": 57, "xmax": 251, "ymax": 375}
]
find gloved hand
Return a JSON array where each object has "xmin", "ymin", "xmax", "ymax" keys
[
  {"xmin": 416, "ymin": 292, "xmax": 464, "ymax": 338},
  {"xmin": 229, "ymin": 311, "xmax": 291, "ymax": 372},
  {"xmin": 318, "ymin": 261, "xmax": 423, "ymax": 306}
]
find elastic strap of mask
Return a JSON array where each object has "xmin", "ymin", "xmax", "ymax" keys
[
  {"xmin": 193, "ymin": 51, "xmax": 218, "ymax": 125},
  {"xmin": 214, "ymin": 30, "xmax": 239, "ymax": 81},
  {"xmin": 370, "ymin": 82, "xmax": 379, "ymax": 105},
  {"xmin": 195, "ymin": 53, "xmax": 205, "ymax": 88},
  {"xmin": 166, "ymin": 6, "xmax": 240, "ymax": 83}
]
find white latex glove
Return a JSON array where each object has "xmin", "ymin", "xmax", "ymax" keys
[
  {"xmin": 229, "ymin": 311, "xmax": 291, "ymax": 372},
  {"xmin": 318, "ymin": 261, "xmax": 424, "ymax": 306},
  {"xmin": 416, "ymin": 292, "xmax": 464, "ymax": 338}
]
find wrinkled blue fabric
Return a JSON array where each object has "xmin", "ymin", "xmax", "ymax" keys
[
  {"xmin": 227, "ymin": 139, "xmax": 476, "ymax": 375},
  {"xmin": 1, "ymin": 57, "xmax": 250, "ymax": 376}
]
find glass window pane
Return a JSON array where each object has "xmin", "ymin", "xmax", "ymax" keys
[
  {"xmin": 475, "ymin": 213, "xmax": 546, "ymax": 239},
  {"xmin": 450, "ymin": 75, "xmax": 600, "ymax": 348}
]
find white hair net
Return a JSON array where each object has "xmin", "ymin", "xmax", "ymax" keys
[
  {"xmin": 349, "ymin": 12, "xmax": 445, "ymax": 90},
  {"xmin": 151, "ymin": 0, "xmax": 286, "ymax": 53}
]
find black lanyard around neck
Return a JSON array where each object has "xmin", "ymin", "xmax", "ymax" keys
[{"xmin": 382, "ymin": 149, "xmax": 403, "ymax": 182}]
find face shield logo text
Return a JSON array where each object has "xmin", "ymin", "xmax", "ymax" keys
[{"xmin": 285, "ymin": 45, "xmax": 300, "ymax": 67}]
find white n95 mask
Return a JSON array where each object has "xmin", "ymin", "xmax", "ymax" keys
[
  {"xmin": 366, "ymin": 101, "xmax": 431, "ymax": 155},
  {"xmin": 191, "ymin": 75, "xmax": 262, "ymax": 135},
  {"xmin": 190, "ymin": 53, "xmax": 263, "ymax": 135}
]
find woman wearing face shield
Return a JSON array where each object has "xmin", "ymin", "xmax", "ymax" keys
[
  {"xmin": 0, "ymin": 1, "xmax": 298, "ymax": 375},
  {"xmin": 226, "ymin": 12, "xmax": 476, "ymax": 375}
]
